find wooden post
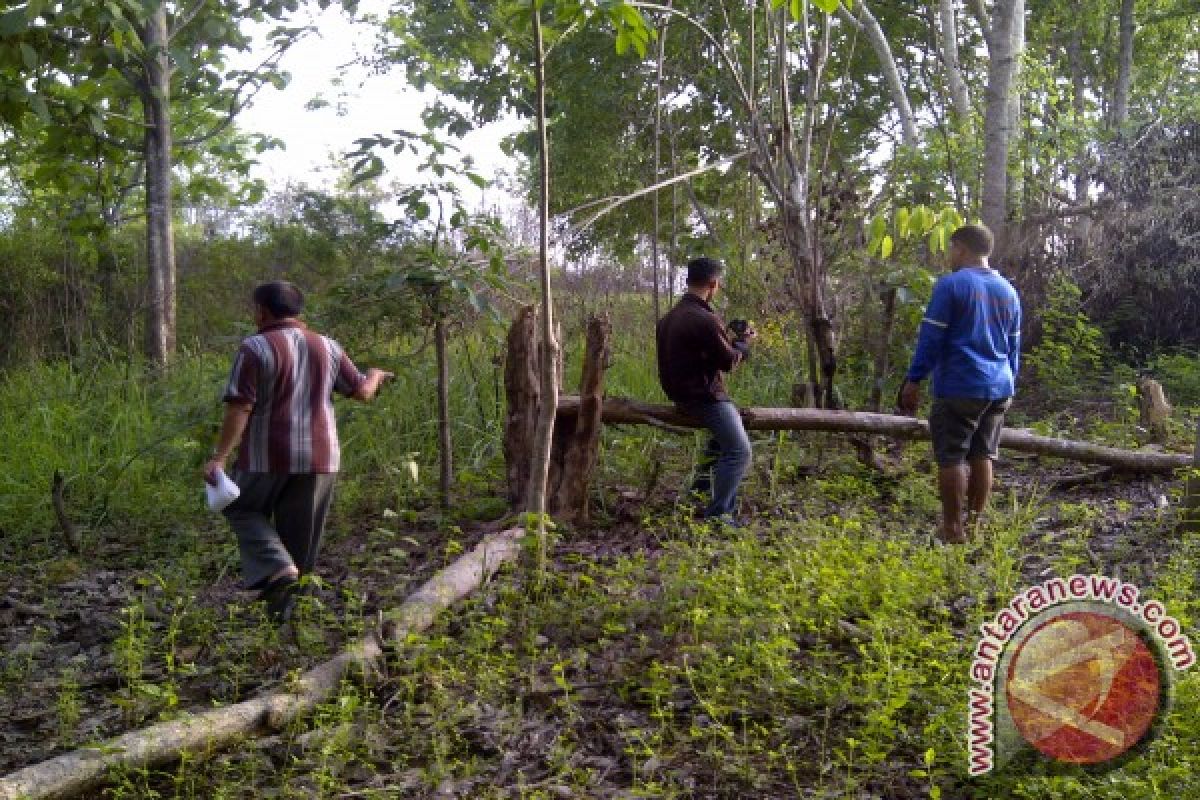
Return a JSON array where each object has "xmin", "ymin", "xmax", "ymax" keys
[
  {"xmin": 503, "ymin": 306, "xmax": 541, "ymax": 507},
  {"xmin": 548, "ymin": 313, "xmax": 612, "ymax": 524},
  {"xmin": 1138, "ymin": 376, "xmax": 1172, "ymax": 444},
  {"xmin": 504, "ymin": 310, "xmax": 612, "ymax": 524}
]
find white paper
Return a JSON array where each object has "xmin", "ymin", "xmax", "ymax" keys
[{"xmin": 205, "ymin": 468, "xmax": 241, "ymax": 512}]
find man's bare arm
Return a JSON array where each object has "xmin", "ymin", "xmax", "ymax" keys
[
  {"xmin": 204, "ymin": 402, "xmax": 253, "ymax": 484},
  {"xmin": 352, "ymin": 368, "xmax": 394, "ymax": 402}
]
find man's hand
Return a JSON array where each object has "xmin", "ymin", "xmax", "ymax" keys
[
  {"xmin": 203, "ymin": 456, "xmax": 226, "ymax": 486},
  {"xmin": 354, "ymin": 368, "xmax": 396, "ymax": 402},
  {"xmin": 898, "ymin": 380, "xmax": 922, "ymax": 415},
  {"xmin": 740, "ymin": 325, "xmax": 758, "ymax": 344}
]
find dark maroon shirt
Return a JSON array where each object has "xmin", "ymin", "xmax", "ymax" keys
[
  {"xmin": 656, "ymin": 294, "xmax": 744, "ymax": 408},
  {"xmin": 223, "ymin": 320, "xmax": 366, "ymax": 473}
]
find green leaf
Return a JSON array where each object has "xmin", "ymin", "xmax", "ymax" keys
[
  {"xmin": 928, "ymin": 225, "xmax": 946, "ymax": 253},
  {"xmin": 0, "ymin": 8, "xmax": 28, "ymax": 36},
  {"xmin": 868, "ymin": 213, "xmax": 886, "ymax": 245},
  {"xmin": 19, "ymin": 43, "xmax": 37, "ymax": 71},
  {"xmin": 614, "ymin": 30, "xmax": 629, "ymax": 56},
  {"xmin": 924, "ymin": 747, "xmax": 936, "ymax": 767},
  {"xmin": 789, "ymin": 0, "xmax": 802, "ymax": 19},
  {"xmin": 412, "ymin": 201, "xmax": 430, "ymax": 221},
  {"xmin": 812, "ymin": 0, "xmax": 841, "ymax": 12},
  {"xmin": 29, "ymin": 94, "xmax": 50, "ymax": 123},
  {"xmin": 896, "ymin": 207, "xmax": 910, "ymax": 240},
  {"xmin": 880, "ymin": 234, "xmax": 894, "ymax": 259}
]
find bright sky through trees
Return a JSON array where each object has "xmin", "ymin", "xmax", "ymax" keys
[{"xmin": 232, "ymin": 0, "xmax": 520, "ymax": 201}]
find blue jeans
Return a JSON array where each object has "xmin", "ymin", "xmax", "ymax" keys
[{"xmin": 690, "ymin": 401, "xmax": 752, "ymax": 518}]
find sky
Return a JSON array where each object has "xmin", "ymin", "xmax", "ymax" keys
[{"xmin": 230, "ymin": 1, "xmax": 523, "ymax": 207}]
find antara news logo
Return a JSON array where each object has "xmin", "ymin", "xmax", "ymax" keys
[{"xmin": 967, "ymin": 573, "xmax": 1195, "ymax": 775}]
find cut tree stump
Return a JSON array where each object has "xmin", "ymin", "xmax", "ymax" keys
[
  {"xmin": 504, "ymin": 309, "xmax": 612, "ymax": 523},
  {"xmin": 0, "ymin": 529, "xmax": 523, "ymax": 800},
  {"xmin": 556, "ymin": 396, "xmax": 1193, "ymax": 474},
  {"xmin": 1138, "ymin": 376, "xmax": 1172, "ymax": 444},
  {"xmin": 547, "ymin": 313, "xmax": 612, "ymax": 524},
  {"xmin": 504, "ymin": 306, "xmax": 542, "ymax": 508}
]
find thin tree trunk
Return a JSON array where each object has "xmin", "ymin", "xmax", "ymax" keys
[
  {"xmin": 1007, "ymin": 0, "xmax": 1026, "ymax": 209},
  {"xmin": 142, "ymin": 4, "xmax": 176, "ymax": 366},
  {"xmin": 980, "ymin": 0, "xmax": 1023, "ymax": 262},
  {"xmin": 939, "ymin": 0, "xmax": 971, "ymax": 120},
  {"xmin": 434, "ymin": 314, "xmax": 452, "ymax": 510},
  {"xmin": 868, "ymin": 287, "xmax": 898, "ymax": 413},
  {"xmin": 1113, "ymin": 0, "xmax": 1135, "ymax": 130},
  {"xmin": 843, "ymin": 1, "xmax": 919, "ymax": 148},
  {"xmin": 556, "ymin": 397, "xmax": 1194, "ymax": 473},
  {"xmin": 650, "ymin": 3, "xmax": 671, "ymax": 324},
  {"xmin": 525, "ymin": 1, "xmax": 559, "ymax": 539},
  {"xmin": 1068, "ymin": 26, "xmax": 1092, "ymax": 247}
]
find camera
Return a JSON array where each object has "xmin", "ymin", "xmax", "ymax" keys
[{"xmin": 728, "ymin": 319, "xmax": 752, "ymax": 338}]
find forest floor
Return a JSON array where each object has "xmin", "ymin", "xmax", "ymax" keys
[{"xmin": 3, "ymin": 404, "xmax": 1199, "ymax": 799}]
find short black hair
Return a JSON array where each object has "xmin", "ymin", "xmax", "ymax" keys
[
  {"xmin": 949, "ymin": 224, "xmax": 994, "ymax": 257},
  {"xmin": 686, "ymin": 257, "xmax": 723, "ymax": 287},
  {"xmin": 253, "ymin": 281, "xmax": 305, "ymax": 318}
]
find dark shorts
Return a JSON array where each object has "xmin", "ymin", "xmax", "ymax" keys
[{"xmin": 929, "ymin": 397, "xmax": 1012, "ymax": 467}]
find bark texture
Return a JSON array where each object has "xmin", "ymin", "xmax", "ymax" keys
[
  {"xmin": 852, "ymin": 1, "xmax": 919, "ymax": 147},
  {"xmin": 0, "ymin": 530, "xmax": 523, "ymax": 800},
  {"xmin": 142, "ymin": 4, "xmax": 176, "ymax": 366},
  {"xmin": 980, "ymin": 0, "xmax": 1024, "ymax": 261},
  {"xmin": 504, "ymin": 306, "xmax": 543, "ymax": 507},
  {"xmin": 526, "ymin": 1, "xmax": 559, "ymax": 523},
  {"xmin": 1113, "ymin": 0, "xmax": 1135, "ymax": 129},
  {"xmin": 435, "ymin": 314, "xmax": 452, "ymax": 509},
  {"xmin": 556, "ymin": 396, "xmax": 1193, "ymax": 473},
  {"xmin": 939, "ymin": 0, "xmax": 971, "ymax": 120},
  {"xmin": 547, "ymin": 314, "xmax": 613, "ymax": 524}
]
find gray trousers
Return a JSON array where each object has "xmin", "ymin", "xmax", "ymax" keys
[{"xmin": 223, "ymin": 471, "xmax": 337, "ymax": 591}]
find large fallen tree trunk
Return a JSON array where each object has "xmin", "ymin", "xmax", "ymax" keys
[
  {"xmin": 557, "ymin": 396, "xmax": 1193, "ymax": 474},
  {"xmin": 0, "ymin": 529, "xmax": 524, "ymax": 800}
]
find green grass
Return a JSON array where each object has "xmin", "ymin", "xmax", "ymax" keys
[{"xmin": 4, "ymin": 301, "xmax": 1200, "ymax": 798}]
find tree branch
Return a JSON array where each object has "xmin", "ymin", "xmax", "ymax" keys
[{"xmin": 564, "ymin": 148, "xmax": 755, "ymax": 238}]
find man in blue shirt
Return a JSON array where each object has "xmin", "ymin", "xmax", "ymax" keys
[{"xmin": 899, "ymin": 224, "xmax": 1021, "ymax": 544}]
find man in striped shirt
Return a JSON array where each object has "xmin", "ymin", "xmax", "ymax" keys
[
  {"xmin": 899, "ymin": 225, "xmax": 1021, "ymax": 544},
  {"xmin": 204, "ymin": 281, "xmax": 391, "ymax": 619}
]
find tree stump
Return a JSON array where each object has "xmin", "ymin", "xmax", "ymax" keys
[
  {"xmin": 503, "ymin": 306, "xmax": 542, "ymax": 507},
  {"xmin": 504, "ymin": 309, "xmax": 611, "ymax": 524},
  {"xmin": 1138, "ymin": 376, "xmax": 1172, "ymax": 443},
  {"xmin": 548, "ymin": 313, "xmax": 612, "ymax": 524}
]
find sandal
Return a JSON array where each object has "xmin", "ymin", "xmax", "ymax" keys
[{"xmin": 259, "ymin": 573, "xmax": 299, "ymax": 623}]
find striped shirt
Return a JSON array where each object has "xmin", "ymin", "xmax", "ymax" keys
[{"xmin": 223, "ymin": 320, "xmax": 366, "ymax": 473}]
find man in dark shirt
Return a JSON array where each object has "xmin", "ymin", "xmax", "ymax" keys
[
  {"xmin": 656, "ymin": 257, "xmax": 755, "ymax": 521},
  {"xmin": 204, "ymin": 281, "xmax": 392, "ymax": 620},
  {"xmin": 899, "ymin": 225, "xmax": 1021, "ymax": 544}
]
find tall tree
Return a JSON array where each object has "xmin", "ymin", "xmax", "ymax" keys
[
  {"xmin": 979, "ymin": 0, "xmax": 1025, "ymax": 261},
  {"xmin": 0, "ymin": 0, "xmax": 354, "ymax": 365},
  {"xmin": 1112, "ymin": 0, "xmax": 1136, "ymax": 130}
]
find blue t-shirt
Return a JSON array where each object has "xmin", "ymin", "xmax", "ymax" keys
[{"xmin": 906, "ymin": 266, "xmax": 1021, "ymax": 400}]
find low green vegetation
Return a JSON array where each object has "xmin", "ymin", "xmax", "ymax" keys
[{"xmin": 3, "ymin": 305, "xmax": 1200, "ymax": 797}]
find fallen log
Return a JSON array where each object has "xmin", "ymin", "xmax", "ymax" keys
[
  {"xmin": 0, "ymin": 529, "xmax": 524, "ymax": 800},
  {"xmin": 557, "ymin": 396, "xmax": 1193, "ymax": 474}
]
